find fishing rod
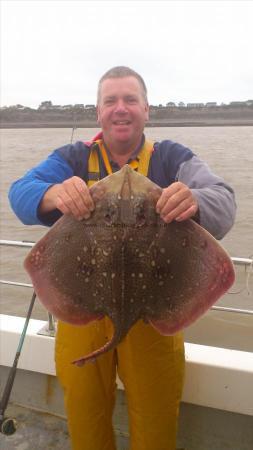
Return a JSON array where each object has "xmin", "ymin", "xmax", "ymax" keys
[
  {"xmin": 0, "ymin": 291, "xmax": 36, "ymax": 435},
  {"xmin": 70, "ymin": 109, "xmax": 77, "ymax": 143},
  {"xmin": 70, "ymin": 125, "xmax": 77, "ymax": 144}
]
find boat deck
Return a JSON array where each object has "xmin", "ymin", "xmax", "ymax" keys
[
  {"xmin": 1, "ymin": 403, "xmax": 70, "ymax": 450},
  {"xmin": 1, "ymin": 394, "xmax": 253, "ymax": 450},
  {"xmin": 1, "ymin": 400, "xmax": 129, "ymax": 450}
]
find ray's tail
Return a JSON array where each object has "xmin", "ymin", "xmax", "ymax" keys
[{"xmin": 72, "ymin": 321, "xmax": 124, "ymax": 367}]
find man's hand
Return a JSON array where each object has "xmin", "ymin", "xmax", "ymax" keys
[
  {"xmin": 40, "ymin": 176, "xmax": 94, "ymax": 220},
  {"xmin": 156, "ymin": 182, "xmax": 198, "ymax": 223}
]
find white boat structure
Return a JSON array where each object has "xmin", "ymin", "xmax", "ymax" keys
[{"xmin": 0, "ymin": 240, "xmax": 253, "ymax": 450}]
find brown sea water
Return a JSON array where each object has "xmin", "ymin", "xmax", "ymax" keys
[{"xmin": 0, "ymin": 126, "xmax": 252, "ymax": 319}]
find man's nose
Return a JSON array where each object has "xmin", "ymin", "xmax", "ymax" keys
[{"xmin": 114, "ymin": 100, "xmax": 127, "ymax": 113}]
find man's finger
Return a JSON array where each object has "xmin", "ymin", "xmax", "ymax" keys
[
  {"xmin": 159, "ymin": 192, "xmax": 190, "ymax": 217},
  {"xmin": 56, "ymin": 192, "xmax": 84, "ymax": 219},
  {"xmin": 161, "ymin": 197, "xmax": 198, "ymax": 223},
  {"xmin": 72, "ymin": 177, "xmax": 95, "ymax": 211},
  {"xmin": 160, "ymin": 202, "xmax": 187, "ymax": 223},
  {"xmin": 62, "ymin": 178, "xmax": 94, "ymax": 216},
  {"xmin": 156, "ymin": 184, "xmax": 180, "ymax": 213},
  {"xmin": 175, "ymin": 204, "xmax": 198, "ymax": 222}
]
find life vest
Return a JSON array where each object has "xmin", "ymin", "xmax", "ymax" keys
[{"xmin": 86, "ymin": 134, "xmax": 154, "ymax": 187}]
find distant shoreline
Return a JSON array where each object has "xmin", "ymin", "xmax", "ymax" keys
[{"xmin": 1, "ymin": 104, "xmax": 252, "ymax": 129}]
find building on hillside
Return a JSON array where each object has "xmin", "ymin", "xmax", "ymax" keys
[
  {"xmin": 187, "ymin": 103, "xmax": 205, "ymax": 108},
  {"xmin": 229, "ymin": 101, "xmax": 247, "ymax": 106},
  {"xmin": 73, "ymin": 104, "xmax": 84, "ymax": 109},
  {"xmin": 85, "ymin": 104, "xmax": 95, "ymax": 109}
]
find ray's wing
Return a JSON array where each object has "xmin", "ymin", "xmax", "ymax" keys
[
  {"xmin": 136, "ymin": 218, "xmax": 235, "ymax": 335},
  {"xmin": 24, "ymin": 214, "xmax": 110, "ymax": 324}
]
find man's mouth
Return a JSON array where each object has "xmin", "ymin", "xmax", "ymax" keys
[{"xmin": 113, "ymin": 120, "xmax": 131, "ymax": 125}]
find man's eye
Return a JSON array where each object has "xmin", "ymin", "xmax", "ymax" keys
[
  {"xmin": 104, "ymin": 99, "xmax": 115, "ymax": 106},
  {"xmin": 127, "ymin": 97, "xmax": 137, "ymax": 104}
]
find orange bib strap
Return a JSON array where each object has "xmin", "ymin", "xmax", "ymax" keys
[
  {"xmin": 87, "ymin": 139, "xmax": 154, "ymax": 187},
  {"xmin": 136, "ymin": 140, "xmax": 154, "ymax": 177},
  {"xmin": 87, "ymin": 144, "xmax": 100, "ymax": 187}
]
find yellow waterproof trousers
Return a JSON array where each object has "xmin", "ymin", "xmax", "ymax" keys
[{"xmin": 55, "ymin": 318, "xmax": 185, "ymax": 450}]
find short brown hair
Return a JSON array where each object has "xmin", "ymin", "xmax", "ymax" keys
[{"xmin": 97, "ymin": 66, "xmax": 148, "ymax": 104}]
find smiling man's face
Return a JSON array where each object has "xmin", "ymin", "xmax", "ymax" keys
[{"xmin": 97, "ymin": 76, "xmax": 149, "ymax": 153}]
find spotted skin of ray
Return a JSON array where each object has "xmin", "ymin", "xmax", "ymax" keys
[{"xmin": 24, "ymin": 165, "xmax": 235, "ymax": 365}]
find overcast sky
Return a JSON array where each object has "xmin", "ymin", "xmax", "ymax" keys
[{"xmin": 1, "ymin": 0, "xmax": 253, "ymax": 108}]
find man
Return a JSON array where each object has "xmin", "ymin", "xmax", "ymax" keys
[{"xmin": 9, "ymin": 66, "xmax": 236, "ymax": 450}]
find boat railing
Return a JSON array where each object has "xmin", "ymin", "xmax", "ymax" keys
[{"xmin": 1, "ymin": 239, "xmax": 253, "ymax": 338}]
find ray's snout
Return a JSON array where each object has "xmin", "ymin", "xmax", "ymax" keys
[
  {"xmin": 119, "ymin": 170, "xmax": 135, "ymax": 225},
  {"xmin": 119, "ymin": 169, "xmax": 150, "ymax": 226}
]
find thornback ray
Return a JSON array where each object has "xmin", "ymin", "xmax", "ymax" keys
[{"xmin": 24, "ymin": 165, "xmax": 235, "ymax": 366}]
